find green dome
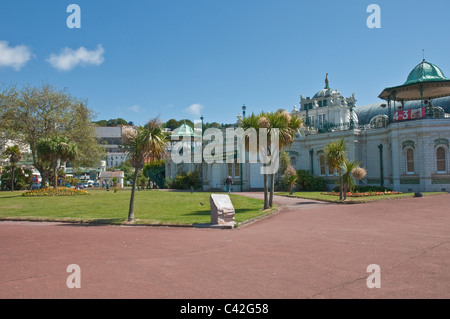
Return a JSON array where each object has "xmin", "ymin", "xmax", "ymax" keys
[
  {"xmin": 171, "ymin": 123, "xmax": 200, "ymax": 138},
  {"xmin": 404, "ymin": 60, "xmax": 449, "ymax": 85}
]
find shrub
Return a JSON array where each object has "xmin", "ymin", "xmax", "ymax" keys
[
  {"xmin": 1, "ymin": 165, "xmax": 33, "ymax": 191},
  {"xmin": 171, "ymin": 171, "xmax": 201, "ymax": 190},
  {"xmin": 296, "ymin": 170, "xmax": 328, "ymax": 192}
]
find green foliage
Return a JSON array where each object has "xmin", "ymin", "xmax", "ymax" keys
[
  {"xmin": 164, "ymin": 177, "xmax": 174, "ymax": 189},
  {"xmin": 1, "ymin": 165, "xmax": 33, "ymax": 191},
  {"xmin": 279, "ymin": 150, "xmax": 290, "ymax": 176},
  {"xmin": 94, "ymin": 118, "xmax": 130, "ymax": 127},
  {"xmin": 64, "ymin": 176, "xmax": 80, "ymax": 186},
  {"xmin": 296, "ymin": 170, "xmax": 328, "ymax": 192},
  {"xmin": 113, "ymin": 161, "xmax": 134, "ymax": 183},
  {"xmin": 171, "ymin": 171, "xmax": 201, "ymax": 190},
  {"xmin": 164, "ymin": 119, "xmax": 194, "ymax": 131},
  {"xmin": 143, "ymin": 159, "xmax": 165, "ymax": 173},
  {"xmin": 0, "ymin": 83, "xmax": 104, "ymax": 179},
  {"xmin": 4, "ymin": 145, "xmax": 22, "ymax": 165}
]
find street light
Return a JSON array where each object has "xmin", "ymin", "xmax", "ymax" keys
[{"xmin": 200, "ymin": 115, "xmax": 204, "ymax": 192}]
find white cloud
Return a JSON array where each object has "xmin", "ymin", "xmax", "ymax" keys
[
  {"xmin": 47, "ymin": 44, "xmax": 105, "ymax": 71},
  {"xmin": 184, "ymin": 103, "xmax": 204, "ymax": 117},
  {"xmin": 0, "ymin": 41, "xmax": 33, "ymax": 70}
]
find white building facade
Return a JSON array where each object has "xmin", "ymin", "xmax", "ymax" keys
[{"xmin": 166, "ymin": 61, "xmax": 450, "ymax": 193}]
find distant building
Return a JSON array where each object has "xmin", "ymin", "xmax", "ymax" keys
[
  {"xmin": 99, "ymin": 171, "xmax": 125, "ymax": 188},
  {"xmin": 95, "ymin": 126, "xmax": 128, "ymax": 168}
]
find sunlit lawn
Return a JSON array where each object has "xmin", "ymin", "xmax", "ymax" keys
[
  {"xmin": 0, "ymin": 190, "xmax": 272, "ymax": 226},
  {"xmin": 275, "ymin": 191, "xmax": 447, "ymax": 203}
]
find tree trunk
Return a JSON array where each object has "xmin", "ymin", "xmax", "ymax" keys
[
  {"xmin": 54, "ymin": 166, "xmax": 59, "ymax": 189},
  {"xmin": 128, "ymin": 167, "xmax": 140, "ymax": 221},
  {"xmin": 269, "ymin": 173, "xmax": 275, "ymax": 208},
  {"xmin": 41, "ymin": 173, "xmax": 48, "ymax": 189},
  {"xmin": 263, "ymin": 173, "xmax": 269, "ymax": 210},
  {"xmin": 54, "ymin": 159, "xmax": 60, "ymax": 189},
  {"xmin": 339, "ymin": 170, "xmax": 343, "ymax": 201},
  {"xmin": 11, "ymin": 165, "xmax": 15, "ymax": 192},
  {"xmin": 343, "ymin": 183, "xmax": 347, "ymax": 201}
]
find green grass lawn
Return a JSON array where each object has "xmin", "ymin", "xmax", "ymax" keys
[
  {"xmin": 275, "ymin": 191, "xmax": 447, "ymax": 203},
  {"xmin": 0, "ymin": 190, "xmax": 273, "ymax": 226}
]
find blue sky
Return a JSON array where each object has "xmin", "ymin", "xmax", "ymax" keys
[{"xmin": 1, "ymin": 0, "xmax": 450, "ymax": 126}]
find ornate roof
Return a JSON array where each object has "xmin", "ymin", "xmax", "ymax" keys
[
  {"xmin": 405, "ymin": 60, "xmax": 448, "ymax": 85},
  {"xmin": 379, "ymin": 60, "xmax": 450, "ymax": 101},
  {"xmin": 171, "ymin": 123, "xmax": 200, "ymax": 138}
]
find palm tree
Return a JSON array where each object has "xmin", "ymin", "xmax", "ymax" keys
[
  {"xmin": 340, "ymin": 161, "xmax": 367, "ymax": 200},
  {"xmin": 324, "ymin": 139, "xmax": 347, "ymax": 200},
  {"xmin": 122, "ymin": 119, "xmax": 167, "ymax": 221},
  {"xmin": 266, "ymin": 111, "xmax": 303, "ymax": 207},
  {"xmin": 240, "ymin": 113, "xmax": 270, "ymax": 209},
  {"xmin": 241, "ymin": 111, "xmax": 302, "ymax": 208},
  {"xmin": 36, "ymin": 136, "xmax": 77, "ymax": 189},
  {"xmin": 4, "ymin": 145, "xmax": 22, "ymax": 192}
]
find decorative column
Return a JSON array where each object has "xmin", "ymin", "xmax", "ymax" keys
[{"xmin": 378, "ymin": 144, "xmax": 384, "ymax": 188}]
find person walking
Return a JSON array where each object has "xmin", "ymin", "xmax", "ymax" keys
[{"xmin": 225, "ymin": 176, "xmax": 233, "ymax": 194}]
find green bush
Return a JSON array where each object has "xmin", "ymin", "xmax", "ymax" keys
[
  {"xmin": 1, "ymin": 165, "xmax": 33, "ymax": 191},
  {"xmin": 171, "ymin": 171, "xmax": 201, "ymax": 190},
  {"xmin": 296, "ymin": 170, "xmax": 327, "ymax": 192}
]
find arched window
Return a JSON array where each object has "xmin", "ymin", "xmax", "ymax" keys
[
  {"xmin": 437, "ymin": 147, "xmax": 447, "ymax": 173},
  {"xmin": 319, "ymin": 155, "xmax": 326, "ymax": 175},
  {"xmin": 370, "ymin": 115, "xmax": 389, "ymax": 128},
  {"xmin": 406, "ymin": 148, "xmax": 415, "ymax": 174}
]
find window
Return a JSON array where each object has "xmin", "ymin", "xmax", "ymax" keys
[
  {"xmin": 406, "ymin": 148, "xmax": 414, "ymax": 174},
  {"xmin": 227, "ymin": 163, "xmax": 233, "ymax": 177},
  {"xmin": 319, "ymin": 155, "xmax": 326, "ymax": 175},
  {"xmin": 235, "ymin": 162, "xmax": 240, "ymax": 178},
  {"xmin": 228, "ymin": 161, "xmax": 240, "ymax": 178},
  {"xmin": 323, "ymin": 99, "xmax": 328, "ymax": 107},
  {"xmin": 437, "ymin": 147, "xmax": 447, "ymax": 173},
  {"xmin": 318, "ymin": 101, "xmax": 323, "ymax": 108}
]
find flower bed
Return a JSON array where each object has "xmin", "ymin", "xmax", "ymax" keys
[
  {"xmin": 22, "ymin": 187, "xmax": 89, "ymax": 197},
  {"xmin": 321, "ymin": 191, "xmax": 403, "ymax": 197}
]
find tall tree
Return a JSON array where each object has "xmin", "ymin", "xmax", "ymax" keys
[
  {"xmin": 122, "ymin": 118, "xmax": 167, "ymax": 221},
  {"xmin": 324, "ymin": 139, "xmax": 347, "ymax": 200},
  {"xmin": 37, "ymin": 136, "xmax": 77, "ymax": 189},
  {"xmin": 0, "ymin": 84, "xmax": 104, "ymax": 188},
  {"xmin": 240, "ymin": 113, "xmax": 270, "ymax": 209},
  {"xmin": 265, "ymin": 111, "xmax": 303, "ymax": 208},
  {"xmin": 341, "ymin": 160, "xmax": 367, "ymax": 200},
  {"xmin": 4, "ymin": 145, "xmax": 22, "ymax": 191}
]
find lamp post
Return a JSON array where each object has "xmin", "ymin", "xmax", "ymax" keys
[
  {"xmin": 200, "ymin": 115, "xmax": 204, "ymax": 192},
  {"xmin": 242, "ymin": 105, "xmax": 246, "ymax": 118}
]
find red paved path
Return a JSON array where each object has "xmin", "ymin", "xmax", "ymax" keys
[{"xmin": 1, "ymin": 193, "xmax": 449, "ymax": 299}]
